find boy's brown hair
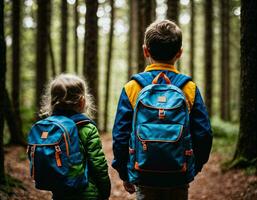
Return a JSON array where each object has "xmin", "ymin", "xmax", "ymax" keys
[{"xmin": 144, "ymin": 20, "xmax": 182, "ymax": 61}]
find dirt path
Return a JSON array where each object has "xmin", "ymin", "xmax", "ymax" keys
[{"xmin": 1, "ymin": 134, "xmax": 257, "ymax": 200}]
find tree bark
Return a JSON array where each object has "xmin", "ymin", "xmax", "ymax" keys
[
  {"xmin": 48, "ymin": 33, "xmax": 56, "ymax": 77},
  {"xmin": 145, "ymin": 0, "xmax": 156, "ymax": 27},
  {"xmin": 167, "ymin": 0, "xmax": 180, "ymax": 70},
  {"xmin": 36, "ymin": 0, "xmax": 50, "ymax": 113},
  {"xmin": 11, "ymin": 0, "xmax": 24, "ymax": 145},
  {"xmin": 48, "ymin": 1, "xmax": 56, "ymax": 77},
  {"xmin": 204, "ymin": 0, "xmax": 213, "ymax": 116},
  {"xmin": 220, "ymin": 0, "xmax": 230, "ymax": 121},
  {"xmin": 83, "ymin": 0, "xmax": 99, "ymax": 122},
  {"xmin": 137, "ymin": 0, "xmax": 155, "ymax": 72},
  {"xmin": 189, "ymin": 0, "xmax": 195, "ymax": 80},
  {"xmin": 4, "ymin": 89, "xmax": 26, "ymax": 146},
  {"xmin": 74, "ymin": 0, "xmax": 79, "ymax": 74},
  {"xmin": 233, "ymin": 0, "xmax": 257, "ymax": 167},
  {"xmin": 0, "ymin": 0, "xmax": 6, "ymax": 184},
  {"xmin": 167, "ymin": 0, "xmax": 179, "ymax": 23},
  {"xmin": 127, "ymin": 0, "xmax": 138, "ymax": 80},
  {"xmin": 103, "ymin": 0, "xmax": 115, "ymax": 132},
  {"xmin": 60, "ymin": 0, "xmax": 68, "ymax": 72},
  {"xmin": 137, "ymin": 0, "xmax": 146, "ymax": 72}
]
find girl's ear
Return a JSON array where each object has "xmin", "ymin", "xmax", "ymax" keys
[{"xmin": 78, "ymin": 97, "xmax": 85, "ymax": 112}]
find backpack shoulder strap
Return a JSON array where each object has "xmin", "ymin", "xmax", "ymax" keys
[
  {"xmin": 171, "ymin": 74, "xmax": 192, "ymax": 89},
  {"xmin": 69, "ymin": 114, "xmax": 96, "ymax": 155},
  {"xmin": 131, "ymin": 72, "xmax": 154, "ymax": 88},
  {"xmin": 69, "ymin": 113, "xmax": 97, "ymax": 127}
]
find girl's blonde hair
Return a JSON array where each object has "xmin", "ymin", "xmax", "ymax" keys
[{"xmin": 39, "ymin": 74, "xmax": 95, "ymax": 118}]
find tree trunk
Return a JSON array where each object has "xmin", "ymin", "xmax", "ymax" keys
[
  {"xmin": 167, "ymin": 0, "xmax": 179, "ymax": 23},
  {"xmin": 74, "ymin": 0, "xmax": 79, "ymax": 74},
  {"xmin": 83, "ymin": 0, "xmax": 99, "ymax": 122},
  {"xmin": 127, "ymin": 0, "xmax": 133, "ymax": 80},
  {"xmin": 4, "ymin": 89, "xmax": 26, "ymax": 146},
  {"xmin": 0, "ymin": 0, "xmax": 6, "ymax": 184},
  {"xmin": 204, "ymin": 0, "xmax": 213, "ymax": 116},
  {"xmin": 137, "ymin": 0, "xmax": 155, "ymax": 72},
  {"xmin": 60, "ymin": 0, "xmax": 68, "ymax": 72},
  {"xmin": 48, "ymin": 1, "xmax": 56, "ymax": 77},
  {"xmin": 220, "ymin": 0, "xmax": 230, "ymax": 121},
  {"xmin": 48, "ymin": 33, "xmax": 56, "ymax": 77},
  {"xmin": 233, "ymin": 0, "xmax": 257, "ymax": 168},
  {"xmin": 145, "ymin": 0, "xmax": 156, "ymax": 26},
  {"xmin": 137, "ymin": 0, "xmax": 146, "ymax": 72},
  {"xmin": 11, "ymin": 0, "xmax": 24, "ymax": 145},
  {"xmin": 36, "ymin": 0, "xmax": 50, "ymax": 113},
  {"xmin": 189, "ymin": 0, "xmax": 195, "ymax": 80},
  {"xmin": 167, "ymin": 0, "xmax": 180, "ymax": 70},
  {"xmin": 103, "ymin": 0, "xmax": 115, "ymax": 132},
  {"xmin": 127, "ymin": 0, "xmax": 137, "ymax": 80}
]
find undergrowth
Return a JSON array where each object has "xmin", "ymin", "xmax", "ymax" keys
[{"xmin": 211, "ymin": 117, "xmax": 239, "ymax": 160}]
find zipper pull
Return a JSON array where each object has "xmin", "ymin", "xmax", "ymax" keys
[
  {"xmin": 142, "ymin": 141, "xmax": 147, "ymax": 151},
  {"xmin": 30, "ymin": 145, "xmax": 36, "ymax": 179},
  {"xmin": 31, "ymin": 145, "xmax": 35, "ymax": 158},
  {"xmin": 55, "ymin": 145, "xmax": 62, "ymax": 167}
]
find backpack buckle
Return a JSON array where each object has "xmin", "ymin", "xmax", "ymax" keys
[
  {"xmin": 159, "ymin": 109, "xmax": 165, "ymax": 119},
  {"xmin": 185, "ymin": 149, "xmax": 193, "ymax": 156}
]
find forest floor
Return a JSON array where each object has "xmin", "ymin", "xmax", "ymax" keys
[{"xmin": 0, "ymin": 134, "xmax": 257, "ymax": 200}]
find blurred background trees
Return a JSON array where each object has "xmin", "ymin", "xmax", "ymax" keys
[{"xmin": 1, "ymin": 0, "xmax": 256, "ymax": 183}]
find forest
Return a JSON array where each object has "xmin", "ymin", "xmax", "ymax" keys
[{"xmin": 0, "ymin": 0, "xmax": 257, "ymax": 199}]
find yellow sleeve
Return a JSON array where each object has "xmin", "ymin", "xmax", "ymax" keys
[
  {"xmin": 124, "ymin": 80, "xmax": 142, "ymax": 109},
  {"xmin": 182, "ymin": 81, "xmax": 196, "ymax": 113}
]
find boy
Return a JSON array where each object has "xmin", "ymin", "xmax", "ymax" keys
[{"xmin": 112, "ymin": 20, "xmax": 212, "ymax": 200}]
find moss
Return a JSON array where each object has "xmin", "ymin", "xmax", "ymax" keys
[{"xmin": 222, "ymin": 156, "xmax": 257, "ymax": 173}]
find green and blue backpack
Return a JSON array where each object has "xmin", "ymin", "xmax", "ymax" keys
[
  {"xmin": 127, "ymin": 72, "xmax": 195, "ymax": 187},
  {"xmin": 27, "ymin": 113, "xmax": 93, "ymax": 192}
]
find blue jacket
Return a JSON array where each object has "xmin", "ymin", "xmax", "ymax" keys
[{"xmin": 112, "ymin": 63, "xmax": 212, "ymax": 184}]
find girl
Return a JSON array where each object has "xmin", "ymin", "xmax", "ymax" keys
[{"xmin": 40, "ymin": 74, "xmax": 111, "ymax": 200}]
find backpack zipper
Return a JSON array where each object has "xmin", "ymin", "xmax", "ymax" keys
[
  {"xmin": 134, "ymin": 162, "xmax": 187, "ymax": 173},
  {"xmin": 55, "ymin": 145, "xmax": 62, "ymax": 167},
  {"xmin": 30, "ymin": 145, "xmax": 36, "ymax": 179},
  {"xmin": 136, "ymin": 125, "xmax": 183, "ymax": 144}
]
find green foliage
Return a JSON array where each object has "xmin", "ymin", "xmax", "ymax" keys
[
  {"xmin": 211, "ymin": 117, "xmax": 239, "ymax": 159},
  {"xmin": 20, "ymin": 106, "xmax": 36, "ymax": 137}
]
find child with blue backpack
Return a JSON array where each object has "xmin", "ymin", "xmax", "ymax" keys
[
  {"xmin": 112, "ymin": 20, "xmax": 213, "ymax": 200},
  {"xmin": 28, "ymin": 74, "xmax": 111, "ymax": 200}
]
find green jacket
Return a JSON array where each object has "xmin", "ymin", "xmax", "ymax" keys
[{"xmin": 53, "ymin": 123, "xmax": 111, "ymax": 200}]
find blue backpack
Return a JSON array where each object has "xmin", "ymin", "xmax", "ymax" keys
[
  {"xmin": 127, "ymin": 72, "xmax": 195, "ymax": 187},
  {"xmin": 27, "ymin": 113, "xmax": 93, "ymax": 192}
]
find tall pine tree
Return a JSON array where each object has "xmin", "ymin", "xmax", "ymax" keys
[
  {"xmin": 60, "ymin": 0, "xmax": 68, "ymax": 72},
  {"xmin": 220, "ymin": 0, "xmax": 231, "ymax": 121},
  {"xmin": 233, "ymin": 0, "xmax": 257, "ymax": 168},
  {"xmin": 190, "ymin": 0, "xmax": 195, "ymax": 80},
  {"xmin": 103, "ymin": 0, "xmax": 115, "ymax": 132},
  {"xmin": 204, "ymin": 0, "xmax": 213, "ymax": 116},
  {"xmin": 83, "ymin": 0, "xmax": 99, "ymax": 121},
  {"xmin": 36, "ymin": 0, "xmax": 51, "ymax": 113},
  {"xmin": 0, "ymin": 0, "xmax": 6, "ymax": 184}
]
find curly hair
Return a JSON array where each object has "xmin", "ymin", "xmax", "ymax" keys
[{"xmin": 39, "ymin": 74, "xmax": 96, "ymax": 118}]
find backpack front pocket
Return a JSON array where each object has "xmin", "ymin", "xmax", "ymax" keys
[{"xmin": 135, "ymin": 123, "xmax": 186, "ymax": 173}]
